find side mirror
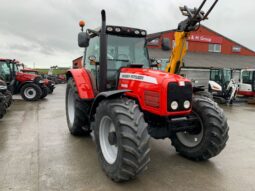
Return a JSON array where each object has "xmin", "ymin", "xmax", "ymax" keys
[
  {"xmin": 78, "ymin": 32, "xmax": 90, "ymax": 47},
  {"xmin": 161, "ymin": 38, "xmax": 170, "ymax": 51}
]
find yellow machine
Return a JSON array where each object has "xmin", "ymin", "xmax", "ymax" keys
[{"xmin": 165, "ymin": 0, "xmax": 218, "ymax": 74}]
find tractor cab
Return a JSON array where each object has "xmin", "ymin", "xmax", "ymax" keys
[
  {"xmin": 210, "ymin": 68, "xmax": 233, "ymax": 91},
  {"xmin": 78, "ymin": 19, "xmax": 150, "ymax": 92}
]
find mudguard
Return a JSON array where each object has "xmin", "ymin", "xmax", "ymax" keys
[
  {"xmin": 66, "ymin": 68, "xmax": 95, "ymax": 99},
  {"xmin": 89, "ymin": 89, "xmax": 131, "ymax": 119}
]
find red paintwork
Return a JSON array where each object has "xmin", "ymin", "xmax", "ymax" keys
[
  {"xmin": 70, "ymin": 67, "xmax": 192, "ymax": 116},
  {"xmin": 118, "ymin": 68, "xmax": 192, "ymax": 116},
  {"xmin": 147, "ymin": 25, "xmax": 255, "ymax": 56},
  {"xmin": 67, "ymin": 68, "xmax": 95, "ymax": 99},
  {"xmin": 15, "ymin": 72, "xmax": 37, "ymax": 83},
  {"xmin": 237, "ymin": 90, "xmax": 255, "ymax": 97}
]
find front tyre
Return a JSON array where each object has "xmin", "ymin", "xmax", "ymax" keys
[
  {"xmin": 170, "ymin": 96, "xmax": 229, "ymax": 161},
  {"xmin": 40, "ymin": 86, "xmax": 48, "ymax": 99},
  {"xmin": 65, "ymin": 78, "xmax": 91, "ymax": 136},
  {"xmin": 94, "ymin": 98, "xmax": 150, "ymax": 182},
  {"xmin": 20, "ymin": 83, "xmax": 42, "ymax": 101}
]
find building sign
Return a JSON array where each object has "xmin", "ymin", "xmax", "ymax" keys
[{"xmin": 188, "ymin": 35, "xmax": 223, "ymax": 44}]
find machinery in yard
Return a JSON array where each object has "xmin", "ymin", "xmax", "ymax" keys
[
  {"xmin": 0, "ymin": 78, "xmax": 12, "ymax": 119},
  {"xmin": 65, "ymin": 0, "xmax": 228, "ymax": 182},
  {"xmin": 238, "ymin": 69, "xmax": 255, "ymax": 97},
  {"xmin": 0, "ymin": 59, "xmax": 49, "ymax": 101},
  {"xmin": 209, "ymin": 68, "xmax": 238, "ymax": 104},
  {"xmin": 20, "ymin": 67, "xmax": 55, "ymax": 94}
]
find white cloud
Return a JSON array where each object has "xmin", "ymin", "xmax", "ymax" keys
[{"xmin": 0, "ymin": 0, "xmax": 255, "ymax": 68}]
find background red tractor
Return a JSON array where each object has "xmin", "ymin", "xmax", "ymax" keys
[
  {"xmin": 65, "ymin": 1, "xmax": 228, "ymax": 182},
  {"xmin": 0, "ymin": 59, "xmax": 48, "ymax": 101},
  {"xmin": 20, "ymin": 67, "xmax": 55, "ymax": 94}
]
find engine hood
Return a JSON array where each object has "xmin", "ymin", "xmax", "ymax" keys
[
  {"xmin": 16, "ymin": 72, "xmax": 40, "ymax": 81},
  {"xmin": 119, "ymin": 68, "xmax": 191, "ymax": 84}
]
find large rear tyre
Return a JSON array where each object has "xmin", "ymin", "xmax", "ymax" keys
[
  {"xmin": 170, "ymin": 96, "xmax": 229, "ymax": 161},
  {"xmin": 65, "ymin": 78, "xmax": 91, "ymax": 136},
  {"xmin": 20, "ymin": 83, "xmax": 42, "ymax": 101},
  {"xmin": 93, "ymin": 98, "xmax": 150, "ymax": 182}
]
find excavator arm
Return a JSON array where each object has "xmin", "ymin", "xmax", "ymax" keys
[{"xmin": 165, "ymin": 0, "xmax": 218, "ymax": 74}]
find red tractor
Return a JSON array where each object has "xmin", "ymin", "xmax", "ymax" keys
[
  {"xmin": 66, "ymin": 2, "xmax": 228, "ymax": 182},
  {"xmin": 0, "ymin": 59, "xmax": 48, "ymax": 101},
  {"xmin": 20, "ymin": 67, "xmax": 55, "ymax": 94}
]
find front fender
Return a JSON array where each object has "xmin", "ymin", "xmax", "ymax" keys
[
  {"xmin": 66, "ymin": 69, "xmax": 95, "ymax": 99},
  {"xmin": 89, "ymin": 90, "xmax": 131, "ymax": 119}
]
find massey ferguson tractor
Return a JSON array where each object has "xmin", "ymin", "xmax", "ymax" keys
[
  {"xmin": 0, "ymin": 59, "xmax": 48, "ymax": 101},
  {"xmin": 65, "ymin": 0, "xmax": 229, "ymax": 182}
]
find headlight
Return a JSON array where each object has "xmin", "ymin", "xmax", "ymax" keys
[
  {"xmin": 0, "ymin": 85, "xmax": 7, "ymax": 90},
  {"xmin": 171, "ymin": 101, "xmax": 178, "ymax": 110},
  {"xmin": 183, "ymin": 100, "xmax": 191, "ymax": 109},
  {"xmin": 39, "ymin": 80, "xmax": 44, "ymax": 83}
]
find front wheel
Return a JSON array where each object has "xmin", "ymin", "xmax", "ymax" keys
[
  {"xmin": 93, "ymin": 98, "xmax": 150, "ymax": 182},
  {"xmin": 40, "ymin": 86, "xmax": 48, "ymax": 99},
  {"xmin": 65, "ymin": 78, "xmax": 91, "ymax": 136},
  {"xmin": 170, "ymin": 96, "xmax": 229, "ymax": 161},
  {"xmin": 20, "ymin": 83, "xmax": 42, "ymax": 101}
]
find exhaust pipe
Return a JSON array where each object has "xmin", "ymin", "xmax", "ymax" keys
[{"xmin": 99, "ymin": 10, "xmax": 107, "ymax": 92}]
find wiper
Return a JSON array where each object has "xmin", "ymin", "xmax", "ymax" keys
[{"xmin": 107, "ymin": 59, "xmax": 130, "ymax": 62}]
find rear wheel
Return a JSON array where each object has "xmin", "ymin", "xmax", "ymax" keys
[
  {"xmin": 20, "ymin": 83, "xmax": 42, "ymax": 101},
  {"xmin": 93, "ymin": 98, "xmax": 150, "ymax": 182},
  {"xmin": 65, "ymin": 78, "xmax": 91, "ymax": 136},
  {"xmin": 170, "ymin": 96, "xmax": 229, "ymax": 161}
]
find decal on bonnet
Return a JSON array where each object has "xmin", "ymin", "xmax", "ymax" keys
[{"xmin": 119, "ymin": 73, "xmax": 158, "ymax": 84}]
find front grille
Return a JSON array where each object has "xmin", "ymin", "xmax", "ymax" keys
[{"xmin": 167, "ymin": 82, "xmax": 192, "ymax": 112}]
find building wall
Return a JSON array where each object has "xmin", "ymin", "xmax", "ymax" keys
[{"xmin": 148, "ymin": 26, "xmax": 255, "ymax": 56}]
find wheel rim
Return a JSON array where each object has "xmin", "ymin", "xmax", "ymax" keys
[
  {"xmin": 24, "ymin": 87, "xmax": 36, "ymax": 99},
  {"xmin": 176, "ymin": 112, "xmax": 204, "ymax": 147},
  {"xmin": 67, "ymin": 89, "xmax": 75, "ymax": 126},
  {"xmin": 99, "ymin": 116, "xmax": 118, "ymax": 164}
]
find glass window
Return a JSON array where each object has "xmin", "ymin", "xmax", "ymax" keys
[
  {"xmin": 232, "ymin": 46, "xmax": 241, "ymax": 53},
  {"xmin": 210, "ymin": 69, "xmax": 221, "ymax": 84},
  {"xmin": 0, "ymin": 61, "xmax": 11, "ymax": 81},
  {"xmin": 223, "ymin": 69, "xmax": 232, "ymax": 83},
  {"xmin": 242, "ymin": 71, "xmax": 253, "ymax": 84},
  {"xmin": 208, "ymin": 44, "xmax": 221, "ymax": 53},
  {"xmin": 85, "ymin": 36, "xmax": 100, "ymax": 72}
]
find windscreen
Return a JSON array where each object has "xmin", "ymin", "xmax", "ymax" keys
[
  {"xmin": 0, "ymin": 61, "xmax": 11, "ymax": 81},
  {"xmin": 107, "ymin": 35, "xmax": 149, "ymax": 69}
]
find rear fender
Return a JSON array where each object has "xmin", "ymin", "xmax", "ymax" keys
[
  {"xmin": 66, "ymin": 69, "xmax": 95, "ymax": 99},
  {"xmin": 89, "ymin": 90, "xmax": 131, "ymax": 120}
]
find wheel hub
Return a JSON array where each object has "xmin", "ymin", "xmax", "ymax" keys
[
  {"xmin": 176, "ymin": 112, "xmax": 204, "ymax": 147},
  {"xmin": 24, "ymin": 87, "xmax": 36, "ymax": 99},
  {"xmin": 99, "ymin": 116, "xmax": 118, "ymax": 164},
  {"xmin": 108, "ymin": 132, "xmax": 117, "ymax": 145}
]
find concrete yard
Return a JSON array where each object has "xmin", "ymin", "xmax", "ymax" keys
[{"xmin": 0, "ymin": 84, "xmax": 254, "ymax": 191}]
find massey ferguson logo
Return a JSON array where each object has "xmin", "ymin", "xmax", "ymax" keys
[
  {"xmin": 120, "ymin": 73, "xmax": 158, "ymax": 84},
  {"xmin": 121, "ymin": 74, "xmax": 144, "ymax": 80}
]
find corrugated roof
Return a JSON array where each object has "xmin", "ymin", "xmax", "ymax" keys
[{"xmin": 148, "ymin": 48, "xmax": 255, "ymax": 69}]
